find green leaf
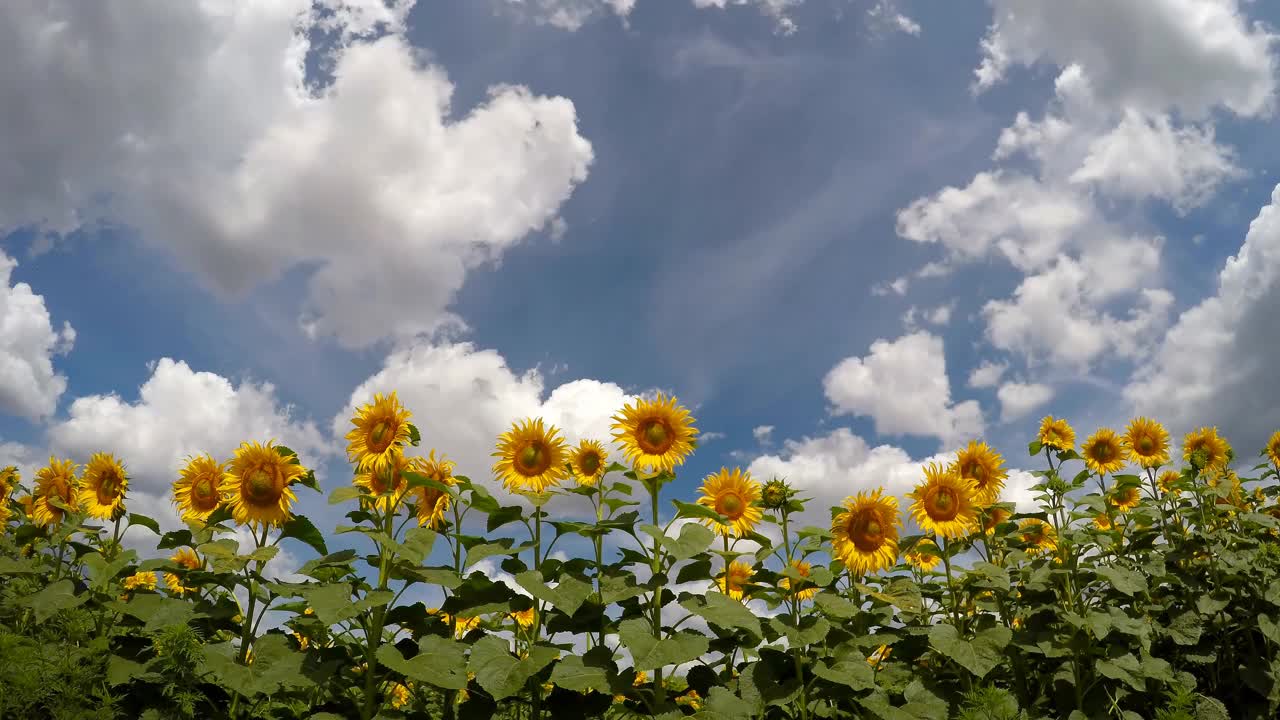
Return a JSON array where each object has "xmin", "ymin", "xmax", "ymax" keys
[
  {"xmin": 813, "ymin": 593, "xmax": 861, "ymax": 619},
  {"xmin": 1096, "ymin": 566, "xmax": 1147, "ymax": 596},
  {"xmin": 698, "ymin": 687, "xmax": 756, "ymax": 718},
  {"xmin": 1197, "ymin": 592, "xmax": 1229, "ymax": 615},
  {"xmin": 1096, "ymin": 653, "xmax": 1145, "ymax": 692},
  {"xmin": 328, "ymin": 486, "xmax": 363, "ymax": 505},
  {"xmin": 549, "ymin": 655, "xmax": 609, "ymax": 692},
  {"xmin": 663, "ymin": 522, "xmax": 715, "ymax": 561},
  {"xmin": 278, "ymin": 515, "xmax": 328, "ymax": 556},
  {"xmin": 1168, "ymin": 611, "xmax": 1203, "ymax": 646},
  {"xmin": 1195, "ymin": 696, "xmax": 1230, "ymax": 720},
  {"xmin": 927, "ymin": 624, "xmax": 1010, "ymax": 679},
  {"xmin": 107, "ymin": 655, "xmax": 149, "ymax": 686},
  {"xmin": 619, "ymin": 618, "xmax": 709, "ymax": 671},
  {"xmin": 0, "ymin": 557, "xmax": 39, "ymax": 575},
  {"xmin": 515, "ymin": 571, "xmax": 594, "ymax": 615},
  {"xmin": 377, "ymin": 636, "xmax": 468, "ymax": 690},
  {"xmin": 398, "ymin": 526, "xmax": 437, "ymax": 564},
  {"xmin": 469, "ymin": 636, "xmax": 559, "ymax": 700},
  {"xmin": 1259, "ymin": 614, "xmax": 1280, "ymax": 646},
  {"xmin": 20, "ymin": 579, "xmax": 87, "ymax": 622},
  {"xmin": 487, "ymin": 505, "xmax": 525, "ymax": 532},
  {"xmin": 157, "ymin": 529, "xmax": 194, "ymax": 551},
  {"xmin": 301, "ymin": 583, "xmax": 394, "ymax": 625},
  {"xmin": 681, "ymin": 592, "xmax": 761, "ymax": 638},
  {"xmin": 82, "ymin": 550, "xmax": 137, "ymax": 591},
  {"xmin": 273, "ymin": 444, "xmax": 297, "ymax": 460},
  {"xmin": 856, "ymin": 579, "xmax": 924, "ymax": 615},
  {"xmin": 1028, "ymin": 440, "xmax": 1043, "ymax": 456},
  {"xmin": 812, "ymin": 659, "xmax": 875, "ymax": 691},
  {"xmin": 601, "ymin": 573, "xmax": 646, "ymax": 604},
  {"xmin": 110, "ymin": 593, "xmax": 198, "ymax": 630},
  {"xmin": 466, "ymin": 540, "xmax": 515, "ymax": 569},
  {"xmin": 672, "ymin": 499, "xmax": 723, "ymax": 523},
  {"xmin": 127, "ymin": 513, "xmax": 161, "ymax": 535}
]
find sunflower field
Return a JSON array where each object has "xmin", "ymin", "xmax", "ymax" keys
[{"xmin": 3, "ymin": 392, "xmax": 1280, "ymax": 720}]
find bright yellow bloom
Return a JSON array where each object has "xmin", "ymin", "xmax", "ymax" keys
[
  {"xmin": 78, "ymin": 452, "xmax": 129, "ymax": 520},
  {"xmin": 1011, "ymin": 617, "xmax": 1024, "ymax": 630},
  {"xmin": 1017, "ymin": 519, "xmax": 1057, "ymax": 557},
  {"xmin": 1122, "ymin": 417, "xmax": 1170, "ymax": 468},
  {"xmin": 345, "ymin": 392, "xmax": 413, "ymax": 476},
  {"xmin": 1267, "ymin": 431, "xmax": 1280, "ymax": 468},
  {"xmin": 611, "ymin": 393, "xmax": 698, "ymax": 474},
  {"xmin": 983, "ymin": 507, "xmax": 1012, "ymax": 536},
  {"xmin": 1093, "ymin": 513, "xmax": 1114, "ymax": 531},
  {"xmin": 173, "ymin": 454, "xmax": 227, "ymax": 524},
  {"xmin": 633, "ymin": 671, "xmax": 648, "ymax": 687},
  {"xmin": 222, "ymin": 441, "xmax": 305, "ymax": 528},
  {"xmin": 1109, "ymin": 486, "xmax": 1141, "ymax": 513},
  {"xmin": 0, "ymin": 502, "xmax": 9, "ymax": 529},
  {"xmin": 832, "ymin": 489, "xmax": 900, "ymax": 576},
  {"xmin": 697, "ymin": 467, "xmax": 762, "ymax": 537},
  {"xmin": 676, "ymin": 690, "xmax": 702, "ymax": 710},
  {"xmin": 511, "ymin": 607, "xmax": 535, "ymax": 629},
  {"xmin": 717, "ymin": 561, "xmax": 754, "ymax": 601},
  {"xmin": 414, "ymin": 451, "xmax": 456, "ymax": 529},
  {"xmin": 0, "ymin": 465, "xmax": 19, "ymax": 495},
  {"xmin": 904, "ymin": 543, "xmax": 941, "ymax": 572},
  {"xmin": 353, "ymin": 450, "xmax": 412, "ymax": 513},
  {"xmin": 952, "ymin": 441, "xmax": 1007, "ymax": 505},
  {"xmin": 569, "ymin": 439, "xmax": 609, "ymax": 487},
  {"xmin": 388, "ymin": 682, "xmax": 411, "ymax": 709},
  {"xmin": 1082, "ymin": 428, "xmax": 1126, "ymax": 476},
  {"xmin": 780, "ymin": 559, "xmax": 819, "ymax": 601},
  {"xmin": 292, "ymin": 632, "xmax": 309, "ymax": 650},
  {"xmin": 908, "ymin": 462, "xmax": 978, "ymax": 538},
  {"xmin": 1183, "ymin": 427, "xmax": 1229, "ymax": 470},
  {"xmin": 428, "ymin": 608, "xmax": 482, "ymax": 639},
  {"xmin": 123, "ymin": 571, "xmax": 158, "ymax": 592},
  {"xmin": 867, "ymin": 644, "xmax": 892, "ymax": 668},
  {"xmin": 1157, "ymin": 470, "xmax": 1183, "ymax": 497},
  {"xmin": 33, "ymin": 457, "xmax": 79, "ymax": 527},
  {"xmin": 164, "ymin": 547, "xmax": 202, "ymax": 596},
  {"xmin": 493, "ymin": 418, "xmax": 569, "ymax": 493},
  {"xmin": 1037, "ymin": 416, "xmax": 1076, "ymax": 452}
]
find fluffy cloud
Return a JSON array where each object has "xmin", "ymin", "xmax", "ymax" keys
[
  {"xmin": 0, "ymin": 252, "xmax": 75, "ymax": 420},
  {"xmin": 974, "ymin": 0, "xmax": 1275, "ymax": 118},
  {"xmin": 1127, "ymin": 184, "xmax": 1280, "ymax": 455},
  {"xmin": 509, "ymin": 0, "xmax": 920, "ymax": 36},
  {"xmin": 996, "ymin": 382, "xmax": 1054, "ymax": 422},
  {"xmin": 500, "ymin": 0, "xmax": 637, "ymax": 31},
  {"xmin": 823, "ymin": 332, "xmax": 984, "ymax": 447},
  {"xmin": 0, "ymin": 0, "xmax": 593, "ymax": 347},
  {"xmin": 967, "ymin": 361, "xmax": 1007, "ymax": 389}
]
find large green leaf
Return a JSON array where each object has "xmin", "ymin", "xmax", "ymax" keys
[
  {"xmin": 662, "ymin": 522, "xmax": 715, "ymax": 561},
  {"xmin": 619, "ymin": 618, "xmax": 709, "ymax": 671},
  {"xmin": 515, "ymin": 571, "xmax": 594, "ymax": 615},
  {"xmin": 109, "ymin": 593, "xmax": 198, "ymax": 630},
  {"xmin": 301, "ymin": 583, "xmax": 394, "ymax": 625},
  {"xmin": 1096, "ymin": 653, "xmax": 1145, "ymax": 692},
  {"xmin": 927, "ymin": 624, "xmax": 1010, "ymax": 679},
  {"xmin": 694, "ymin": 687, "xmax": 755, "ymax": 719},
  {"xmin": 398, "ymin": 526, "xmax": 437, "ymax": 564},
  {"xmin": 465, "ymin": 540, "xmax": 516, "ymax": 569},
  {"xmin": 856, "ymin": 579, "xmax": 923, "ymax": 615},
  {"xmin": 1167, "ymin": 611, "xmax": 1203, "ymax": 646},
  {"xmin": 278, "ymin": 515, "xmax": 328, "ymax": 556},
  {"xmin": 469, "ymin": 636, "xmax": 559, "ymax": 700},
  {"xmin": 1096, "ymin": 566, "xmax": 1147, "ymax": 596},
  {"xmin": 127, "ymin": 513, "xmax": 161, "ymax": 536},
  {"xmin": 812, "ymin": 659, "xmax": 875, "ymax": 690},
  {"xmin": 21, "ymin": 579, "xmax": 87, "ymax": 622},
  {"xmin": 548, "ymin": 655, "xmax": 609, "ymax": 692},
  {"xmin": 82, "ymin": 550, "xmax": 137, "ymax": 591},
  {"xmin": 681, "ymin": 592, "xmax": 761, "ymax": 638},
  {"xmin": 377, "ymin": 636, "xmax": 468, "ymax": 690},
  {"xmin": 813, "ymin": 593, "xmax": 861, "ymax": 619}
]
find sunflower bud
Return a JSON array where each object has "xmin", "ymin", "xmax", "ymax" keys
[{"xmin": 761, "ymin": 478, "xmax": 792, "ymax": 510}]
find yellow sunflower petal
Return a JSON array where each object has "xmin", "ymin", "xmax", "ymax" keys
[
  {"xmin": 716, "ymin": 560, "xmax": 754, "ymax": 601},
  {"xmin": 1037, "ymin": 416, "xmax": 1076, "ymax": 452},
  {"xmin": 345, "ymin": 392, "xmax": 413, "ymax": 475},
  {"xmin": 414, "ymin": 451, "xmax": 456, "ymax": 529},
  {"xmin": 493, "ymin": 418, "xmax": 569, "ymax": 493},
  {"xmin": 696, "ymin": 467, "xmax": 763, "ymax": 537},
  {"xmin": 1122, "ymin": 417, "xmax": 1170, "ymax": 468},
  {"xmin": 570, "ymin": 439, "xmax": 609, "ymax": 487},
  {"xmin": 173, "ymin": 454, "xmax": 227, "ymax": 524},
  {"xmin": 951, "ymin": 441, "xmax": 1007, "ymax": 505},
  {"xmin": 222, "ymin": 441, "xmax": 305, "ymax": 529},
  {"xmin": 1082, "ymin": 428, "xmax": 1126, "ymax": 476},
  {"xmin": 33, "ymin": 457, "xmax": 79, "ymax": 527},
  {"xmin": 78, "ymin": 452, "xmax": 129, "ymax": 520},
  {"xmin": 908, "ymin": 462, "xmax": 979, "ymax": 538},
  {"xmin": 610, "ymin": 393, "xmax": 698, "ymax": 474},
  {"xmin": 832, "ymin": 489, "xmax": 901, "ymax": 576}
]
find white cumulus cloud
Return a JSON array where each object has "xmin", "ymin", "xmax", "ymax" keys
[{"xmin": 0, "ymin": 251, "xmax": 75, "ymax": 421}]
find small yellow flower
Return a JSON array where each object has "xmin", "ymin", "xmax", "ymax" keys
[
  {"xmin": 951, "ymin": 441, "xmax": 1007, "ymax": 505},
  {"xmin": 1122, "ymin": 417, "xmax": 1170, "ymax": 468},
  {"xmin": 982, "ymin": 507, "xmax": 1012, "ymax": 536},
  {"xmin": 1017, "ymin": 519, "xmax": 1057, "ymax": 557},
  {"xmin": 1109, "ymin": 486, "xmax": 1141, "ymax": 513},
  {"xmin": 1082, "ymin": 428, "xmax": 1126, "ymax": 476},
  {"xmin": 779, "ymin": 559, "xmax": 819, "ymax": 601},
  {"xmin": 1093, "ymin": 513, "xmax": 1113, "ymax": 531},
  {"xmin": 388, "ymin": 682, "xmax": 411, "ymax": 709},
  {"xmin": 78, "ymin": 452, "xmax": 129, "ymax": 520},
  {"xmin": 1011, "ymin": 617, "xmax": 1024, "ymax": 630},
  {"xmin": 511, "ymin": 607, "xmax": 535, "ymax": 629},
  {"xmin": 122, "ymin": 571, "xmax": 158, "ymax": 592},
  {"xmin": 1267, "ymin": 430, "xmax": 1280, "ymax": 468},
  {"xmin": 163, "ymin": 547, "xmax": 202, "ymax": 595},
  {"xmin": 32, "ymin": 457, "xmax": 79, "ymax": 527},
  {"xmin": 1157, "ymin": 470, "xmax": 1183, "ymax": 497},
  {"xmin": 569, "ymin": 439, "xmax": 609, "ymax": 486},
  {"xmin": 676, "ymin": 690, "xmax": 702, "ymax": 710},
  {"xmin": 493, "ymin": 418, "xmax": 569, "ymax": 493},
  {"xmin": 414, "ymin": 451, "xmax": 456, "ymax": 530},
  {"xmin": 292, "ymin": 632, "xmax": 309, "ymax": 651},
  {"xmin": 1183, "ymin": 427, "xmax": 1229, "ymax": 470},
  {"xmin": 611, "ymin": 393, "xmax": 698, "ymax": 474},
  {"xmin": 907, "ymin": 462, "xmax": 979, "ymax": 538},
  {"xmin": 1037, "ymin": 416, "xmax": 1076, "ymax": 452},
  {"xmin": 904, "ymin": 543, "xmax": 941, "ymax": 572},
  {"xmin": 173, "ymin": 454, "xmax": 227, "ymax": 524},
  {"xmin": 867, "ymin": 644, "xmax": 892, "ymax": 668},
  {"xmin": 345, "ymin": 392, "xmax": 413, "ymax": 476},
  {"xmin": 717, "ymin": 561, "xmax": 754, "ymax": 601},
  {"xmin": 222, "ymin": 441, "xmax": 305, "ymax": 528},
  {"xmin": 697, "ymin": 467, "xmax": 763, "ymax": 537}
]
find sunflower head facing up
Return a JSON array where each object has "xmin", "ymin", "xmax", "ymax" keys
[
  {"xmin": 1183, "ymin": 427, "xmax": 1229, "ymax": 471},
  {"xmin": 173, "ymin": 454, "xmax": 227, "ymax": 524},
  {"xmin": 1017, "ymin": 518, "xmax": 1058, "ymax": 557},
  {"xmin": 779, "ymin": 559, "xmax": 819, "ymax": 602},
  {"xmin": 164, "ymin": 547, "xmax": 203, "ymax": 596},
  {"xmin": 1037, "ymin": 416, "xmax": 1076, "ymax": 453},
  {"xmin": 33, "ymin": 457, "xmax": 79, "ymax": 527},
  {"xmin": 223, "ymin": 441, "xmax": 305, "ymax": 529},
  {"xmin": 493, "ymin": 418, "xmax": 569, "ymax": 494},
  {"xmin": 908, "ymin": 462, "xmax": 979, "ymax": 539},
  {"xmin": 1123, "ymin": 417, "xmax": 1170, "ymax": 469},
  {"xmin": 697, "ymin": 467, "xmax": 763, "ymax": 537},
  {"xmin": 717, "ymin": 560, "xmax": 754, "ymax": 601},
  {"xmin": 78, "ymin": 452, "xmax": 129, "ymax": 520},
  {"xmin": 570, "ymin": 439, "xmax": 609, "ymax": 487},
  {"xmin": 831, "ymin": 489, "xmax": 901, "ymax": 576},
  {"xmin": 951, "ymin": 441, "xmax": 1007, "ymax": 505},
  {"xmin": 904, "ymin": 542, "xmax": 941, "ymax": 572},
  {"xmin": 414, "ymin": 451, "xmax": 456, "ymax": 530},
  {"xmin": 345, "ymin": 392, "xmax": 413, "ymax": 475},
  {"xmin": 611, "ymin": 393, "xmax": 698, "ymax": 474},
  {"xmin": 1082, "ymin": 428, "xmax": 1126, "ymax": 476}
]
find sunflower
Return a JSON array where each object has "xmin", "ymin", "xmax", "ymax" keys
[
  {"xmin": 1093, "ymin": 513, "xmax": 1114, "ymax": 531},
  {"xmin": 611, "ymin": 393, "xmax": 698, "ymax": 474},
  {"xmin": 1082, "ymin": 428, "xmax": 1126, "ymax": 476},
  {"xmin": 122, "ymin": 571, "xmax": 158, "ymax": 592},
  {"xmin": 570, "ymin": 439, "xmax": 609, "ymax": 487},
  {"xmin": 172, "ymin": 454, "xmax": 227, "ymax": 524},
  {"xmin": 164, "ymin": 547, "xmax": 202, "ymax": 596},
  {"xmin": 389, "ymin": 682, "xmax": 411, "ymax": 710},
  {"xmin": 1037, "ymin": 416, "xmax": 1076, "ymax": 452},
  {"xmin": 908, "ymin": 463, "xmax": 979, "ymax": 538},
  {"xmin": 1109, "ymin": 486, "xmax": 1141, "ymax": 513},
  {"xmin": 0, "ymin": 502, "xmax": 11, "ymax": 529},
  {"xmin": 1122, "ymin": 417, "xmax": 1169, "ymax": 468},
  {"xmin": 32, "ymin": 457, "xmax": 79, "ymax": 527},
  {"xmin": 675, "ymin": 691, "xmax": 702, "ymax": 710},
  {"xmin": 1267, "ymin": 431, "xmax": 1280, "ymax": 468},
  {"xmin": 414, "ymin": 451, "xmax": 456, "ymax": 530},
  {"xmin": 77, "ymin": 452, "xmax": 129, "ymax": 520},
  {"xmin": 449, "ymin": 614, "xmax": 482, "ymax": 639},
  {"xmin": 292, "ymin": 632, "xmax": 309, "ymax": 651},
  {"xmin": 1017, "ymin": 519, "xmax": 1057, "ymax": 557},
  {"xmin": 904, "ymin": 543, "xmax": 941, "ymax": 572},
  {"xmin": 1157, "ymin": 470, "xmax": 1183, "ymax": 497},
  {"xmin": 511, "ymin": 607, "xmax": 535, "ymax": 629},
  {"xmin": 345, "ymin": 392, "xmax": 413, "ymax": 476},
  {"xmin": 831, "ymin": 489, "xmax": 900, "ymax": 576},
  {"xmin": 1183, "ymin": 427, "xmax": 1229, "ymax": 470},
  {"xmin": 0, "ymin": 465, "xmax": 18, "ymax": 495},
  {"xmin": 983, "ymin": 507, "xmax": 1013, "ymax": 536},
  {"xmin": 779, "ymin": 559, "xmax": 819, "ymax": 601},
  {"xmin": 697, "ymin": 467, "xmax": 763, "ymax": 537},
  {"xmin": 222, "ymin": 441, "xmax": 305, "ymax": 528},
  {"xmin": 952, "ymin": 441, "xmax": 1007, "ymax": 505},
  {"xmin": 867, "ymin": 645, "xmax": 892, "ymax": 668},
  {"xmin": 493, "ymin": 418, "xmax": 569, "ymax": 493},
  {"xmin": 716, "ymin": 561, "xmax": 754, "ymax": 600},
  {"xmin": 353, "ymin": 450, "xmax": 412, "ymax": 513}
]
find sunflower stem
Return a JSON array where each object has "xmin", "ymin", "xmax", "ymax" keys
[
  {"xmin": 361, "ymin": 503, "xmax": 395, "ymax": 720},
  {"xmin": 648, "ymin": 477, "xmax": 666, "ymax": 703},
  {"xmin": 592, "ymin": 487, "xmax": 606, "ymax": 650},
  {"xmin": 780, "ymin": 508, "xmax": 810, "ymax": 720}
]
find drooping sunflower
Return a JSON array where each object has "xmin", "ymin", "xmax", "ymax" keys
[
  {"xmin": 32, "ymin": 457, "xmax": 79, "ymax": 527},
  {"xmin": 569, "ymin": 439, "xmax": 609, "ymax": 487},
  {"xmin": 697, "ymin": 467, "xmax": 763, "ymax": 537},
  {"xmin": 493, "ymin": 418, "xmax": 569, "ymax": 493},
  {"xmin": 1267, "ymin": 431, "xmax": 1280, "ymax": 469},
  {"xmin": 716, "ymin": 560, "xmax": 754, "ymax": 601},
  {"xmin": 222, "ymin": 441, "xmax": 306, "ymax": 528},
  {"xmin": 866, "ymin": 645, "xmax": 892, "ymax": 668},
  {"xmin": 511, "ymin": 607, "xmax": 535, "ymax": 630},
  {"xmin": 123, "ymin": 571, "xmax": 158, "ymax": 592},
  {"xmin": 1081, "ymin": 428, "xmax": 1126, "ymax": 476},
  {"xmin": 908, "ymin": 462, "xmax": 979, "ymax": 538},
  {"xmin": 1157, "ymin": 469, "xmax": 1183, "ymax": 497},
  {"xmin": 1122, "ymin": 417, "xmax": 1170, "ymax": 468},
  {"xmin": 345, "ymin": 392, "xmax": 413, "ymax": 476},
  {"xmin": 1109, "ymin": 486, "xmax": 1142, "ymax": 513},
  {"xmin": 904, "ymin": 543, "xmax": 941, "ymax": 572},
  {"xmin": 78, "ymin": 452, "xmax": 129, "ymax": 520},
  {"xmin": 173, "ymin": 454, "xmax": 227, "ymax": 524},
  {"xmin": 610, "ymin": 393, "xmax": 698, "ymax": 474},
  {"xmin": 779, "ymin": 559, "xmax": 819, "ymax": 601},
  {"xmin": 1183, "ymin": 427, "xmax": 1229, "ymax": 471},
  {"xmin": 389, "ymin": 683, "xmax": 412, "ymax": 710},
  {"xmin": 414, "ymin": 451, "xmax": 456, "ymax": 530},
  {"xmin": 831, "ymin": 489, "xmax": 901, "ymax": 576},
  {"xmin": 353, "ymin": 450, "xmax": 412, "ymax": 512},
  {"xmin": 164, "ymin": 547, "xmax": 203, "ymax": 596},
  {"xmin": 1017, "ymin": 519, "xmax": 1058, "ymax": 557},
  {"xmin": 983, "ymin": 507, "xmax": 1013, "ymax": 536},
  {"xmin": 1037, "ymin": 416, "xmax": 1076, "ymax": 452},
  {"xmin": 951, "ymin": 441, "xmax": 1007, "ymax": 505}
]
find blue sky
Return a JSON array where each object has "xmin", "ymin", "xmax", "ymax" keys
[{"xmin": 3, "ymin": 0, "xmax": 1280, "ymax": 570}]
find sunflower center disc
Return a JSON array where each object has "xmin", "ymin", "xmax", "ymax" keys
[
  {"xmin": 370, "ymin": 421, "xmax": 391, "ymax": 451},
  {"xmin": 1095, "ymin": 444, "xmax": 1109, "ymax": 460},
  {"xmin": 643, "ymin": 421, "xmax": 669, "ymax": 450},
  {"xmin": 195, "ymin": 479, "xmax": 215, "ymax": 500},
  {"xmin": 580, "ymin": 453, "xmax": 600, "ymax": 475},
  {"xmin": 520, "ymin": 444, "xmax": 545, "ymax": 473},
  {"xmin": 248, "ymin": 470, "xmax": 275, "ymax": 501},
  {"xmin": 1139, "ymin": 437, "xmax": 1153, "ymax": 452},
  {"xmin": 969, "ymin": 464, "xmax": 984, "ymax": 481},
  {"xmin": 719, "ymin": 493, "xmax": 743, "ymax": 517}
]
